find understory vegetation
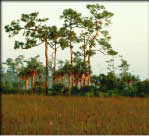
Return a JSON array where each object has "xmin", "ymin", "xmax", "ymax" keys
[{"xmin": 1, "ymin": 77, "xmax": 149, "ymax": 97}]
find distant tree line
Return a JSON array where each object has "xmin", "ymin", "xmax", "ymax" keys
[{"xmin": 1, "ymin": 54, "xmax": 149, "ymax": 97}]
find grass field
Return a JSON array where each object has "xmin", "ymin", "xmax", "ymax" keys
[{"xmin": 1, "ymin": 94, "xmax": 149, "ymax": 134}]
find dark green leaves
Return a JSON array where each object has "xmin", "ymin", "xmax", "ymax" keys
[
  {"xmin": 107, "ymin": 49, "xmax": 118, "ymax": 56},
  {"xmin": 97, "ymin": 38, "xmax": 111, "ymax": 49},
  {"xmin": 82, "ymin": 18, "xmax": 94, "ymax": 29},
  {"xmin": 25, "ymin": 21, "xmax": 35, "ymax": 28},
  {"xmin": 14, "ymin": 41, "xmax": 25, "ymax": 49},
  {"xmin": 4, "ymin": 20, "xmax": 21, "ymax": 37},
  {"xmin": 86, "ymin": 4, "xmax": 114, "ymax": 28},
  {"xmin": 86, "ymin": 50, "xmax": 96, "ymax": 57},
  {"xmin": 21, "ymin": 12, "xmax": 39, "ymax": 22},
  {"xmin": 59, "ymin": 38, "xmax": 69, "ymax": 50},
  {"xmin": 5, "ymin": 12, "xmax": 51, "ymax": 50},
  {"xmin": 60, "ymin": 8, "xmax": 82, "ymax": 28}
]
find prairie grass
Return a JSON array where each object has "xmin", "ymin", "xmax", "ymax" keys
[{"xmin": 1, "ymin": 94, "xmax": 149, "ymax": 134}]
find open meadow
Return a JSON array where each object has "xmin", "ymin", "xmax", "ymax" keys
[{"xmin": 1, "ymin": 94, "xmax": 149, "ymax": 134}]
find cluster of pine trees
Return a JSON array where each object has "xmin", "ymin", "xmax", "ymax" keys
[{"xmin": 2, "ymin": 4, "xmax": 149, "ymax": 96}]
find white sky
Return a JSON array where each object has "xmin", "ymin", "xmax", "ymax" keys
[{"xmin": 1, "ymin": 1, "xmax": 149, "ymax": 80}]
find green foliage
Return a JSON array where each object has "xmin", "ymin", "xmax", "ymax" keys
[
  {"xmin": 5, "ymin": 12, "xmax": 50, "ymax": 49},
  {"xmin": 85, "ymin": 91, "xmax": 94, "ymax": 97},
  {"xmin": 80, "ymin": 85, "xmax": 95, "ymax": 96},
  {"xmin": 1, "ymin": 87, "xmax": 32, "ymax": 95},
  {"xmin": 1, "ymin": 80, "xmax": 11, "ymax": 89},
  {"xmin": 12, "ymin": 81, "xmax": 24, "ymax": 89},
  {"xmin": 63, "ymin": 87, "xmax": 70, "ymax": 96},
  {"xmin": 71, "ymin": 86, "xmax": 80, "ymax": 96},
  {"xmin": 136, "ymin": 80, "xmax": 149, "ymax": 97},
  {"xmin": 51, "ymin": 83, "xmax": 65, "ymax": 95},
  {"xmin": 60, "ymin": 8, "xmax": 82, "ymax": 28},
  {"xmin": 97, "ymin": 92, "xmax": 109, "ymax": 97},
  {"xmin": 107, "ymin": 89, "xmax": 120, "ymax": 96},
  {"xmin": 86, "ymin": 4, "xmax": 113, "ymax": 26}
]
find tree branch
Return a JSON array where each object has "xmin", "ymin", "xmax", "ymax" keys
[{"xmin": 92, "ymin": 49, "xmax": 108, "ymax": 55}]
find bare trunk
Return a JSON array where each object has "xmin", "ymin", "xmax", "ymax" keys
[
  {"xmin": 69, "ymin": 27, "xmax": 74, "ymax": 87},
  {"xmin": 45, "ymin": 39, "xmax": 49, "ymax": 95},
  {"xmin": 88, "ymin": 74, "xmax": 91, "ymax": 86},
  {"xmin": 88, "ymin": 46, "xmax": 91, "ymax": 72},
  {"xmin": 70, "ymin": 46, "xmax": 73, "ymax": 66},
  {"xmin": 88, "ymin": 50, "xmax": 91, "ymax": 86},
  {"xmin": 69, "ymin": 27, "xmax": 73, "ymax": 66},
  {"xmin": 83, "ymin": 32, "xmax": 87, "ymax": 86},
  {"xmin": 25, "ymin": 79, "xmax": 29, "ymax": 90},
  {"xmin": 31, "ymin": 72, "xmax": 36, "ymax": 93},
  {"xmin": 83, "ymin": 78, "xmax": 85, "ymax": 87},
  {"xmin": 58, "ymin": 77, "xmax": 60, "ymax": 84},
  {"xmin": 72, "ymin": 74, "xmax": 74, "ymax": 87},
  {"xmin": 70, "ymin": 46, "xmax": 74, "ymax": 87},
  {"xmin": 54, "ymin": 42, "xmax": 57, "ymax": 85},
  {"xmin": 93, "ymin": 21, "xmax": 99, "ymax": 41},
  {"xmin": 83, "ymin": 33, "xmax": 86, "ymax": 66},
  {"xmin": 68, "ymin": 74, "xmax": 71, "ymax": 89},
  {"xmin": 81, "ymin": 76, "xmax": 84, "ymax": 88},
  {"xmin": 88, "ymin": 21, "xmax": 99, "ymax": 71},
  {"xmin": 70, "ymin": 39, "xmax": 74, "ymax": 87},
  {"xmin": 87, "ymin": 21, "xmax": 99, "ymax": 86}
]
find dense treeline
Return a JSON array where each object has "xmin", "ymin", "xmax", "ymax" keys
[
  {"xmin": 1, "ymin": 55, "xmax": 149, "ymax": 97},
  {"xmin": 2, "ymin": 4, "xmax": 149, "ymax": 96}
]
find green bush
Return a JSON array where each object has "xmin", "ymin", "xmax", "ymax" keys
[
  {"xmin": 80, "ymin": 85, "xmax": 95, "ymax": 96},
  {"xmin": 136, "ymin": 80, "xmax": 149, "ymax": 97},
  {"xmin": 80, "ymin": 85, "xmax": 94, "ymax": 92},
  {"xmin": 63, "ymin": 87, "xmax": 70, "ymax": 96},
  {"xmin": 97, "ymin": 92, "xmax": 109, "ymax": 97},
  {"xmin": 71, "ymin": 86, "xmax": 80, "ymax": 96},
  {"xmin": 1, "ymin": 88, "xmax": 28, "ymax": 94},
  {"xmin": 34, "ymin": 87, "xmax": 45, "ymax": 95},
  {"xmin": 85, "ymin": 91, "xmax": 94, "ymax": 97},
  {"xmin": 12, "ymin": 81, "xmax": 24, "ymax": 89},
  {"xmin": 51, "ymin": 83, "xmax": 65, "ymax": 95},
  {"xmin": 108, "ymin": 89, "xmax": 120, "ymax": 96}
]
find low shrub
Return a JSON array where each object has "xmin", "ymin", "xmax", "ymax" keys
[
  {"xmin": 51, "ymin": 83, "xmax": 65, "ymax": 95},
  {"xmin": 108, "ymin": 89, "xmax": 120, "ymax": 96},
  {"xmin": 85, "ymin": 91, "xmax": 94, "ymax": 97},
  {"xmin": 63, "ymin": 87, "xmax": 70, "ymax": 96},
  {"xmin": 71, "ymin": 86, "xmax": 80, "ymax": 96},
  {"xmin": 80, "ymin": 85, "xmax": 95, "ymax": 96}
]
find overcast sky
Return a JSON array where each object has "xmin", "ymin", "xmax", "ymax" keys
[{"xmin": 2, "ymin": 1, "xmax": 149, "ymax": 80}]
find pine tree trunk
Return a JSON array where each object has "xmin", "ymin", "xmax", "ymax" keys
[
  {"xmin": 58, "ymin": 77, "xmax": 60, "ymax": 84},
  {"xmin": 87, "ymin": 21, "xmax": 99, "ymax": 86},
  {"xmin": 31, "ymin": 72, "xmax": 36, "ymax": 93},
  {"xmin": 54, "ymin": 42, "xmax": 57, "ymax": 85},
  {"xmin": 70, "ymin": 40, "xmax": 74, "ymax": 87},
  {"xmin": 88, "ymin": 46, "xmax": 91, "ymax": 72},
  {"xmin": 68, "ymin": 74, "xmax": 71, "ymax": 89},
  {"xmin": 88, "ymin": 74, "xmax": 91, "ymax": 86},
  {"xmin": 83, "ymin": 34, "xmax": 86, "ymax": 86},
  {"xmin": 88, "ymin": 49, "xmax": 91, "ymax": 86},
  {"xmin": 45, "ymin": 39, "xmax": 49, "ymax": 95},
  {"xmin": 81, "ymin": 76, "xmax": 84, "ymax": 88},
  {"xmin": 25, "ymin": 79, "xmax": 29, "ymax": 90},
  {"xmin": 83, "ymin": 33, "xmax": 86, "ymax": 65},
  {"xmin": 69, "ymin": 27, "xmax": 74, "ymax": 87}
]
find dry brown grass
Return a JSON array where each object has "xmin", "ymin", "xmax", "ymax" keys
[{"xmin": 1, "ymin": 94, "xmax": 149, "ymax": 134}]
